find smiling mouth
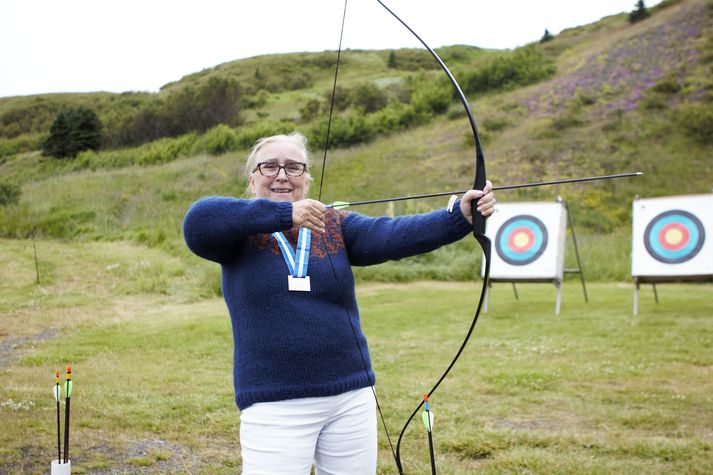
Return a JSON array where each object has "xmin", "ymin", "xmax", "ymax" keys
[{"xmin": 271, "ymin": 188, "xmax": 293, "ymax": 193}]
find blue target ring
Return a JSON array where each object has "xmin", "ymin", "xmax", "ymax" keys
[
  {"xmin": 644, "ymin": 210, "xmax": 704, "ymax": 264},
  {"xmin": 495, "ymin": 215, "xmax": 549, "ymax": 266}
]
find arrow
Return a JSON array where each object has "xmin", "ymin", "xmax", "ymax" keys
[
  {"xmin": 326, "ymin": 172, "xmax": 643, "ymax": 210},
  {"xmin": 53, "ymin": 370, "xmax": 62, "ymax": 463},
  {"xmin": 422, "ymin": 394, "xmax": 436, "ymax": 475},
  {"xmin": 63, "ymin": 366, "xmax": 73, "ymax": 464}
]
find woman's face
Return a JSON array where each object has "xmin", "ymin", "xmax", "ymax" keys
[{"xmin": 249, "ymin": 140, "xmax": 309, "ymax": 202}]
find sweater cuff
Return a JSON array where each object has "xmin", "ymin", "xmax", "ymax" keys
[
  {"xmin": 450, "ymin": 200, "xmax": 475, "ymax": 235},
  {"xmin": 276, "ymin": 201, "xmax": 294, "ymax": 230}
]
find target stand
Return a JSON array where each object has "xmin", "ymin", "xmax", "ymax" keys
[
  {"xmin": 482, "ymin": 198, "xmax": 587, "ymax": 315},
  {"xmin": 632, "ymin": 193, "xmax": 713, "ymax": 316}
]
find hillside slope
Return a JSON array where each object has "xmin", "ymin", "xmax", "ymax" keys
[{"xmin": 0, "ymin": 0, "xmax": 711, "ymax": 282}]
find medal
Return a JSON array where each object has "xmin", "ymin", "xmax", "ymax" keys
[{"xmin": 273, "ymin": 228, "xmax": 312, "ymax": 292}]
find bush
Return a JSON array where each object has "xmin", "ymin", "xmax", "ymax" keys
[
  {"xmin": 382, "ymin": 49, "xmax": 439, "ymax": 71},
  {"xmin": 194, "ymin": 124, "xmax": 239, "ymax": 155},
  {"xmin": 114, "ymin": 77, "xmax": 244, "ymax": 147},
  {"xmin": 368, "ymin": 102, "xmax": 425, "ymax": 133},
  {"xmin": 0, "ymin": 134, "xmax": 44, "ymax": 158},
  {"xmin": 308, "ymin": 114, "xmax": 375, "ymax": 149},
  {"xmin": 0, "ymin": 182, "xmax": 21, "ymax": 206},
  {"xmin": 73, "ymin": 133, "xmax": 200, "ymax": 170},
  {"xmin": 323, "ymin": 85, "xmax": 352, "ymax": 112},
  {"xmin": 351, "ymin": 83, "xmax": 388, "ymax": 113},
  {"xmin": 411, "ymin": 77, "xmax": 452, "ymax": 115},
  {"xmin": 236, "ymin": 121, "xmax": 295, "ymax": 148},
  {"xmin": 463, "ymin": 45, "xmax": 556, "ymax": 94},
  {"xmin": 42, "ymin": 107, "xmax": 103, "ymax": 158},
  {"xmin": 300, "ymin": 98, "xmax": 322, "ymax": 122},
  {"xmin": 677, "ymin": 102, "xmax": 713, "ymax": 145},
  {"xmin": 651, "ymin": 76, "xmax": 682, "ymax": 94}
]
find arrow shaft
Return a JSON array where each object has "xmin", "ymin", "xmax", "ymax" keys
[
  {"xmin": 427, "ymin": 429, "xmax": 436, "ymax": 475},
  {"xmin": 331, "ymin": 172, "xmax": 642, "ymax": 209},
  {"xmin": 56, "ymin": 398, "xmax": 61, "ymax": 462}
]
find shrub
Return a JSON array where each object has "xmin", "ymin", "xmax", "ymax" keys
[
  {"xmin": 463, "ymin": 45, "xmax": 555, "ymax": 94},
  {"xmin": 195, "ymin": 124, "xmax": 239, "ymax": 155},
  {"xmin": 0, "ymin": 182, "xmax": 21, "ymax": 206},
  {"xmin": 411, "ymin": 78, "xmax": 452, "ymax": 115},
  {"xmin": 300, "ymin": 98, "xmax": 322, "ymax": 122},
  {"xmin": 651, "ymin": 76, "xmax": 682, "ymax": 94},
  {"xmin": 42, "ymin": 107, "xmax": 103, "ymax": 158},
  {"xmin": 368, "ymin": 102, "xmax": 425, "ymax": 133},
  {"xmin": 308, "ymin": 114, "xmax": 375, "ymax": 149},
  {"xmin": 677, "ymin": 102, "xmax": 713, "ymax": 145},
  {"xmin": 114, "ymin": 77, "xmax": 243, "ymax": 147},
  {"xmin": 236, "ymin": 121, "xmax": 295, "ymax": 148},
  {"xmin": 352, "ymin": 83, "xmax": 389, "ymax": 113},
  {"xmin": 323, "ymin": 85, "xmax": 352, "ymax": 112},
  {"xmin": 382, "ymin": 49, "xmax": 439, "ymax": 71},
  {"xmin": 0, "ymin": 134, "xmax": 44, "ymax": 158}
]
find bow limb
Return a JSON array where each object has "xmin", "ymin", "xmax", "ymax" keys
[{"xmin": 374, "ymin": 1, "xmax": 491, "ymax": 473}]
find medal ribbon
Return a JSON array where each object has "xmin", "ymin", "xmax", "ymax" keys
[{"xmin": 272, "ymin": 228, "xmax": 311, "ymax": 278}]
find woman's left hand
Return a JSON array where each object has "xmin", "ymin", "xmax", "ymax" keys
[{"xmin": 460, "ymin": 180, "xmax": 496, "ymax": 224}]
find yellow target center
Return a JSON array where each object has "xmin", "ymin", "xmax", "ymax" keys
[
  {"xmin": 664, "ymin": 228, "xmax": 684, "ymax": 246},
  {"xmin": 513, "ymin": 232, "xmax": 531, "ymax": 248}
]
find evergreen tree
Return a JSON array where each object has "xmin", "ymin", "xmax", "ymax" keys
[
  {"xmin": 540, "ymin": 29, "xmax": 554, "ymax": 43},
  {"xmin": 387, "ymin": 51, "xmax": 397, "ymax": 68},
  {"xmin": 42, "ymin": 107, "xmax": 103, "ymax": 158},
  {"xmin": 629, "ymin": 0, "xmax": 650, "ymax": 23}
]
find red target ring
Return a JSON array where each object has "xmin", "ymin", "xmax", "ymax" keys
[
  {"xmin": 508, "ymin": 227, "xmax": 535, "ymax": 253},
  {"xmin": 658, "ymin": 222, "xmax": 690, "ymax": 251}
]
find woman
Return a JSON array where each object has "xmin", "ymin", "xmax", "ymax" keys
[{"xmin": 183, "ymin": 132, "xmax": 495, "ymax": 474}]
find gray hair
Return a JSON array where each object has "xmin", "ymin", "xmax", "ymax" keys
[{"xmin": 244, "ymin": 131, "xmax": 311, "ymax": 179}]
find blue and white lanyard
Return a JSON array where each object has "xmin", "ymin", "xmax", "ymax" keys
[{"xmin": 272, "ymin": 228, "xmax": 311, "ymax": 278}]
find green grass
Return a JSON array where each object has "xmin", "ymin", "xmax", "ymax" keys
[
  {"xmin": 1, "ymin": 239, "xmax": 711, "ymax": 474},
  {"xmin": 0, "ymin": 2, "xmax": 711, "ymax": 470}
]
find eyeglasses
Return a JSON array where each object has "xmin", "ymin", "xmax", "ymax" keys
[{"xmin": 254, "ymin": 162, "xmax": 307, "ymax": 177}]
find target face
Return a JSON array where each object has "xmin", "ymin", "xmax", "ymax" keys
[
  {"xmin": 644, "ymin": 210, "xmax": 705, "ymax": 264},
  {"xmin": 495, "ymin": 215, "xmax": 549, "ymax": 265}
]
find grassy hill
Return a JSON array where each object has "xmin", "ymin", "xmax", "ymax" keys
[
  {"xmin": 0, "ymin": 0, "xmax": 711, "ymax": 285},
  {"xmin": 1, "ymin": 1, "xmax": 713, "ymax": 473}
]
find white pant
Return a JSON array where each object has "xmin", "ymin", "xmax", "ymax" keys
[{"xmin": 239, "ymin": 387, "xmax": 377, "ymax": 475}]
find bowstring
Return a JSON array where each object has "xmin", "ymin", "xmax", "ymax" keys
[{"xmin": 316, "ymin": 0, "xmax": 398, "ymax": 465}]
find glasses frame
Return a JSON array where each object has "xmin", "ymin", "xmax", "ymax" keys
[{"xmin": 254, "ymin": 162, "xmax": 307, "ymax": 177}]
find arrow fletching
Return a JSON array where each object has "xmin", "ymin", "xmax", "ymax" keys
[
  {"xmin": 54, "ymin": 371, "xmax": 62, "ymax": 401},
  {"xmin": 65, "ymin": 366, "xmax": 73, "ymax": 398},
  {"xmin": 422, "ymin": 411, "xmax": 434, "ymax": 432},
  {"xmin": 327, "ymin": 201, "xmax": 351, "ymax": 210}
]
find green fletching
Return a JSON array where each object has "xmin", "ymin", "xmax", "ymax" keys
[
  {"xmin": 65, "ymin": 380, "xmax": 73, "ymax": 398},
  {"xmin": 329, "ymin": 201, "xmax": 351, "ymax": 210},
  {"xmin": 53, "ymin": 385, "xmax": 62, "ymax": 402},
  {"xmin": 422, "ymin": 411, "xmax": 434, "ymax": 432}
]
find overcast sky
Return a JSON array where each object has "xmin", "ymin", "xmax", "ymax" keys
[{"xmin": 0, "ymin": 0, "xmax": 662, "ymax": 98}]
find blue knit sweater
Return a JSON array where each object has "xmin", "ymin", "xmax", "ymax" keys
[{"xmin": 183, "ymin": 197, "xmax": 472, "ymax": 410}]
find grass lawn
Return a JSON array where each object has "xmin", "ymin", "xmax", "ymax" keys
[{"xmin": 1, "ymin": 239, "xmax": 711, "ymax": 474}]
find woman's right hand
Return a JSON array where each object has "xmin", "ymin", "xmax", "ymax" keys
[{"xmin": 292, "ymin": 199, "xmax": 326, "ymax": 234}]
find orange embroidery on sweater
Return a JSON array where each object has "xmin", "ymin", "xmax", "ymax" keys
[{"xmin": 247, "ymin": 209, "xmax": 347, "ymax": 258}]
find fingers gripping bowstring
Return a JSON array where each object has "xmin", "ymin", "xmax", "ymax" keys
[{"xmin": 316, "ymin": 0, "xmax": 399, "ymax": 466}]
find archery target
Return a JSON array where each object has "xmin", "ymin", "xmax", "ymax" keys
[
  {"xmin": 495, "ymin": 215, "xmax": 549, "ymax": 265},
  {"xmin": 483, "ymin": 202, "xmax": 567, "ymax": 280},
  {"xmin": 644, "ymin": 210, "xmax": 704, "ymax": 263},
  {"xmin": 632, "ymin": 194, "xmax": 713, "ymax": 277}
]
